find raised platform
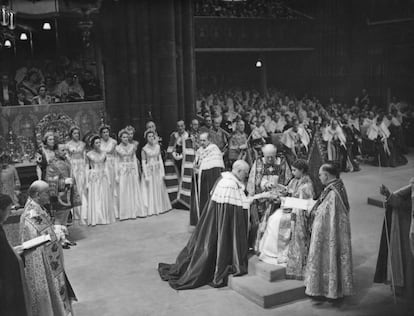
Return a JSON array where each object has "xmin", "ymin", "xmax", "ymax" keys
[
  {"xmin": 229, "ymin": 275, "xmax": 305, "ymax": 309},
  {"xmin": 229, "ymin": 255, "xmax": 306, "ymax": 308},
  {"xmin": 247, "ymin": 255, "xmax": 286, "ymax": 282}
]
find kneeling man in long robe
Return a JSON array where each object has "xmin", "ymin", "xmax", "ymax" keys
[
  {"xmin": 305, "ymin": 163, "xmax": 353, "ymax": 299},
  {"xmin": 158, "ymin": 160, "xmax": 272, "ymax": 289}
]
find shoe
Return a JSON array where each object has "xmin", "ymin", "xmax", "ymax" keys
[
  {"xmin": 62, "ymin": 243, "xmax": 71, "ymax": 249},
  {"xmin": 67, "ymin": 240, "xmax": 77, "ymax": 246}
]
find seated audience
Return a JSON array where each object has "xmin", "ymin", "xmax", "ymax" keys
[
  {"xmin": 15, "ymin": 89, "xmax": 31, "ymax": 105},
  {"xmin": 32, "ymin": 84, "xmax": 53, "ymax": 105},
  {"xmin": 19, "ymin": 69, "xmax": 42, "ymax": 102},
  {"xmin": 56, "ymin": 72, "xmax": 85, "ymax": 102}
]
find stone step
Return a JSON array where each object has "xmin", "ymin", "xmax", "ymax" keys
[
  {"xmin": 248, "ymin": 255, "xmax": 286, "ymax": 282},
  {"xmin": 228, "ymin": 275, "xmax": 306, "ymax": 309},
  {"xmin": 367, "ymin": 195, "xmax": 385, "ymax": 208}
]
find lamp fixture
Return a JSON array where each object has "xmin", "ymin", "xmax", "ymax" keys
[
  {"xmin": 4, "ymin": 39, "xmax": 12, "ymax": 48},
  {"xmin": 42, "ymin": 22, "xmax": 52, "ymax": 30},
  {"xmin": 20, "ymin": 32, "xmax": 28, "ymax": 40},
  {"xmin": 256, "ymin": 60, "xmax": 262, "ymax": 68},
  {"xmin": 1, "ymin": 5, "xmax": 15, "ymax": 30}
]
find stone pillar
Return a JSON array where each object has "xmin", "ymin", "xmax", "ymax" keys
[{"xmin": 99, "ymin": 0, "xmax": 195, "ymax": 142}]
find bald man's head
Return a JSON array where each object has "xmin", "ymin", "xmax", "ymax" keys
[
  {"xmin": 262, "ymin": 144, "xmax": 277, "ymax": 164},
  {"xmin": 262, "ymin": 144, "xmax": 277, "ymax": 157},
  {"xmin": 28, "ymin": 180, "xmax": 50, "ymax": 206},
  {"xmin": 232, "ymin": 160, "xmax": 250, "ymax": 182}
]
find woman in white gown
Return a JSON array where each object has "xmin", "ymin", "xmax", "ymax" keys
[
  {"xmin": 86, "ymin": 136, "xmax": 115, "ymax": 226},
  {"xmin": 66, "ymin": 126, "xmax": 87, "ymax": 224},
  {"xmin": 258, "ymin": 159, "xmax": 314, "ymax": 279},
  {"xmin": 115, "ymin": 129, "xmax": 147, "ymax": 219},
  {"xmin": 99, "ymin": 125, "xmax": 119, "ymax": 218},
  {"xmin": 141, "ymin": 130, "xmax": 172, "ymax": 216}
]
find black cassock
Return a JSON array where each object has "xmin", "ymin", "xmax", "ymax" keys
[{"xmin": 159, "ymin": 172, "xmax": 249, "ymax": 289}]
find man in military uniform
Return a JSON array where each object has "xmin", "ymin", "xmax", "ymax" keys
[{"xmin": 45, "ymin": 143, "xmax": 81, "ymax": 249}]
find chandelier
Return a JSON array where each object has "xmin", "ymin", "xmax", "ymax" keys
[{"xmin": 0, "ymin": 5, "xmax": 15, "ymax": 49}]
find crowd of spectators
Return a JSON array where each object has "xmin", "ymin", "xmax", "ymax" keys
[
  {"xmin": 194, "ymin": 87, "xmax": 414, "ymax": 171},
  {"xmin": 194, "ymin": 0, "xmax": 300, "ymax": 19},
  {"xmin": 0, "ymin": 56, "xmax": 101, "ymax": 107}
]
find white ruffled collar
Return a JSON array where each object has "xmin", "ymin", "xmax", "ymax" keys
[{"xmin": 221, "ymin": 171, "xmax": 245, "ymax": 191}]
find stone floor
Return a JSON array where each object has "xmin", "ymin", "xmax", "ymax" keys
[{"xmin": 65, "ymin": 154, "xmax": 414, "ymax": 316}]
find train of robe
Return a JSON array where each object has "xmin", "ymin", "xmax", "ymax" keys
[{"xmin": 158, "ymin": 172, "xmax": 249, "ymax": 289}]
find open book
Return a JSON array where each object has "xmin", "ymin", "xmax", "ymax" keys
[
  {"xmin": 21, "ymin": 234, "xmax": 51, "ymax": 250},
  {"xmin": 281, "ymin": 197, "xmax": 316, "ymax": 211}
]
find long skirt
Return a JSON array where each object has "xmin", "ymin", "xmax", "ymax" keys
[
  {"xmin": 144, "ymin": 168, "xmax": 171, "ymax": 216},
  {"xmin": 258, "ymin": 208, "xmax": 292, "ymax": 265},
  {"xmin": 87, "ymin": 169, "xmax": 115, "ymax": 225},
  {"xmin": 70, "ymin": 157, "xmax": 87, "ymax": 224},
  {"xmin": 107, "ymin": 155, "xmax": 119, "ymax": 218},
  {"xmin": 118, "ymin": 162, "xmax": 146, "ymax": 219}
]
